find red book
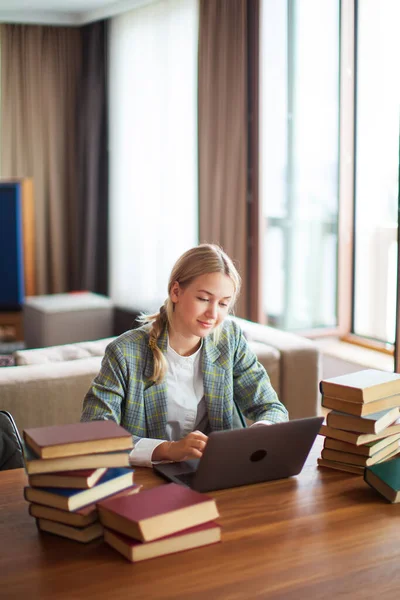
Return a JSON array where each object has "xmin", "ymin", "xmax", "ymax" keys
[
  {"xmin": 97, "ymin": 482, "xmax": 219, "ymax": 542},
  {"xmin": 28, "ymin": 468, "xmax": 107, "ymax": 489},
  {"xmin": 29, "ymin": 484, "xmax": 142, "ymax": 527},
  {"xmin": 23, "ymin": 421, "xmax": 133, "ymax": 459},
  {"xmin": 104, "ymin": 522, "xmax": 221, "ymax": 562}
]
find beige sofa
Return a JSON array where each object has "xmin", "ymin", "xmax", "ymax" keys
[{"xmin": 0, "ymin": 317, "xmax": 321, "ymax": 433}]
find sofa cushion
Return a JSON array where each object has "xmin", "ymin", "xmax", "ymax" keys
[{"xmin": 14, "ymin": 337, "xmax": 115, "ymax": 366}]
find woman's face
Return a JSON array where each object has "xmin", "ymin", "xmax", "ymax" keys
[{"xmin": 170, "ymin": 272, "xmax": 235, "ymax": 339}]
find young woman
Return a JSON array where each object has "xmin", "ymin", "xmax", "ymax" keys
[{"xmin": 81, "ymin": 244, "xmax": 288, "ymax": 466}]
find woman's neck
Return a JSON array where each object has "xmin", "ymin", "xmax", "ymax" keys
[{"xmin": 167, "ymin": 327, "xmax": 201, "ymax": 357}]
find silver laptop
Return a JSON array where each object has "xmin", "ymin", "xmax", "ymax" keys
[{"xmin": 153, "ymin": 416, "xmax": 323, "ymax": 492}]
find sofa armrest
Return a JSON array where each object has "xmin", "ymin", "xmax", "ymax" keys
[
  {"xmin": 0, "ymin": 357, "xmax": 102, "ymax": 432},
  {"xmin": 234, "ymin": 317, "xmax": 322, "ymax": 419}
]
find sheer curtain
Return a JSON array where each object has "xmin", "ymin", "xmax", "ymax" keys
[{"xmin": 108, "ymin": 0, "xmax": 199, "ymax": 310}]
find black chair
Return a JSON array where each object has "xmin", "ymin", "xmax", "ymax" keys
[{"xmin": 0, "ymin": 410, "xmax": 24, "ymax": 470}]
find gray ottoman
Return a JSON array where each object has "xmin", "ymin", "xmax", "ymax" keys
[{"xmin": 23, "ymin": 292, "xmax": 114, "ymax": 349}]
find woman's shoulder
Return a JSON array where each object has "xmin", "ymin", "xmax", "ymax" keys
[
  {"xmin": 220, "ymin": 316, "xmax": 243, "ymax": 336},
  {"xmin": 217, "ymin": 317, "xmax": 244, "ymax": 348},
  {"xmin": 106, "ymin": 324, "xmax": 151, "ymax": 356}
]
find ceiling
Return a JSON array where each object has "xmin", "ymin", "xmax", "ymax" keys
[{"xmin": 0, "ymin": 0, "xmax": 154, "ymax": 25}]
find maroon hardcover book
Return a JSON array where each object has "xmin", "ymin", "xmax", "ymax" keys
[
  {"xmin": 104, "ymin": 521, "xmax": 221, "ymax": 562},
  {"xmin": 23, "ymin": 421, "xmax": 133, "ymax": 459},
  {"xmin": 97, "ymin": 482, "xmax": 219, "ymax": 542}
]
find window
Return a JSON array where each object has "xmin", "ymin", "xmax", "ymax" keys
[
  {"xmin": 108, "ymin": 0, "xmax": 199, "ymax": 309},
  {"xmin": 259, "ymin": 0, "xmax": 340, "ymax": 331},
  {"xmin": 353, "ymin": 0, "xmax": 400, "ymax": 345}
]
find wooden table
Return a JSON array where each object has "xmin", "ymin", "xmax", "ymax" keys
[{"xmin": 1, "ymin": 439, "xmax": 400, "ymax": 600}]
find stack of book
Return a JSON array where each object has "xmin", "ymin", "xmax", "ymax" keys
[
  {"xmin": 98, "ymin": 482, "xmax": 221, "ymax": 562},
  {"xmin": 318, "ymin": 369, "xmax": 400, "ymax": 475},
  {"xmin": 22, "ymin": 421, "xmax": 140, "ymax": 543}
]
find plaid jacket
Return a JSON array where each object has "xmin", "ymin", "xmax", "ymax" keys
[{"xmin": 81, "ymin": 318, "xmax": 288, "ymax": 444}]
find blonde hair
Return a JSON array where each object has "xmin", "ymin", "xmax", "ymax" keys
[{"xmin": 138, "ymin": 244, "xmax": 241, "ymax": 383}]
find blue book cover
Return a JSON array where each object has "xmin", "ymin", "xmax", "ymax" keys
[
  {"xmin": 24, "ymin": 467, "xmax": 135, "ymax": 511},
  {"xmin": 0, "ymin": 182, "xmax": 25, "ymax": 308}
]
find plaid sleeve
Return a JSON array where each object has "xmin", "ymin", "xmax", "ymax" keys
[
  {"xmin": 81, "ymin": 342, "xmax": 128, "ymax": 425},
  {"xmin": 231, "ymin": 322, "xmax": 289, "ymax": 423}
]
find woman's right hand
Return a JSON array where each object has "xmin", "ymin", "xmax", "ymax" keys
[{"xmin": 152, "ymin": 430, "xmax": 208, "ymax": 462}]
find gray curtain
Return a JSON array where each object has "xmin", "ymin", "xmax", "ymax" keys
[
  {"xmin": 73, "ymin": 20, "xmax": 109, "ymax": 295},
  {"xmin": 0, "ymin": 24, "xmax": 82, "ymax": 294}
]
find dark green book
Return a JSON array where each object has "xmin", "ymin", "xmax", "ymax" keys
[{"xmin": 364, "ymin": 456, "xmax": 400, "ymax": 503}]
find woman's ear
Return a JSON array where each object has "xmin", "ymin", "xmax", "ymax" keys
[{"xmin": 170, "ymin": 281, "xmax": 180, "ymax": 304}]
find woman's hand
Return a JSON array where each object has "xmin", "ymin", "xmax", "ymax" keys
[{"xmin": 152, "ymin": 430, "xmax": 208, "ymax": 462}]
